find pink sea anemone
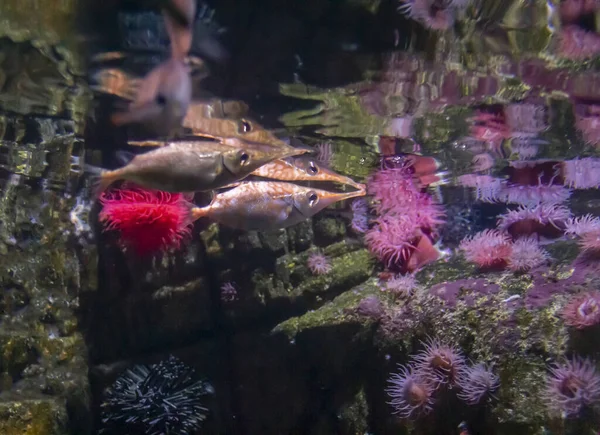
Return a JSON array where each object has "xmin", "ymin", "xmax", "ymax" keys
[
  {"xmin": 368, "ymin": 167, "xmax": 420, "ymax": 214},
  {"xmin": 386, "ymin": 364, "xmax": 435, "ymax": 419},
  {"xmin": 411, "ymin": 337, "xmax": 466, "ymax": 389},
  {"xmin": 497, "ymin": 204, "xmax": 571, "ymax": 239},
  {"xmin": 472, "ymin": 153, "xmax": 495, "ymax": 172},
  {"xmin": 579, "ymin": 231, "xmax": 600, "ymax": 252},
  {"xmin": 574, "ymin": 105, "xmax": 600, "ymax": 146},
  {"xmin": 307, "ymin": 252, "xmax": 332, "ymax": 275},
  {"xmin": 220, "ymin": 282, "xmax": 238, "ymax": 303},
  {"xmin": 99, "ymin": 186, "xmax": 193, "ymax": 256},
  {"xmin": 511, "ymin": 138, "xmax": 541, "ymax": 160},
  {"xmin": 355, "ymin": 295, "xmax": 385, "ymax": 320},
  {"xmin": 458, "ymin": 174, "xmax": 506, "ymax": 203},
  {"xmin": 457, "ymin": 363, "xmax": 500, "ymax": 405},
  {"xmin": 565, "ymin": 215, "xmax": 600, "ymax": 252},
  {"xmin": 503, "ymin": 103, "xmax": 548, "ymax": 135},
  {"xmin": 398, "ymin": 0, "xmax": 466, "ymax": 30},
  {"xmin": 560, "ymin": 0, "xmax": 600, "ymax": 23},
  {"xmin": 543, "ymin": 357, "xmax": 600, "ymax": 418},
  {"xmin": 366, "ymin": 166, "xmax": 445, "ymax": 272},
  {"xmin": 365, "ymin": 215, "xmax": 421, "ymax": 269},
  {"xmin": 501, "ymin": 183, "xmax": 571, "ymax": 207},
  {"xmin": 561, "ymin": 157, "xmax": 600, "ymax": 189},
  {"xmin": 350, "ymin": 198, "xmax": 369, "ymax": 234},
  {"xmin": 459, "ymin": 229, "xmax": 512, "ymax": 269},
  {"xmin": 557, "ymin": 25, "xmax": 600, "ymax": 61},
  {"xmin": 565, "ymin": 214, "xmax": 600, "ymax": 236},
  {"xmin": 383, "ymin": 273, "xmax": 418, "ymax": 297},
  {"xmin": 507, "ymin": 237, "xmax": 550, "ymax": 272},
  {"xmin": 562, "ymin": 291, "xmax": 600, "ymax": 329}
]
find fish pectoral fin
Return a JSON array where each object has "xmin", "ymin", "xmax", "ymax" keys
[{"xmin": 84, "ymin": 165, "xmax": 118, "ymax": 197}]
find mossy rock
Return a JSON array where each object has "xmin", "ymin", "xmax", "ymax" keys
[{"xmin": 0, "ymin": 398, "xmax": 69, "ymax": 435}]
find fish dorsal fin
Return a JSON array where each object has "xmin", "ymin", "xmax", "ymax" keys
[
  {"xmin": 128, "ymin": 140, "xmax": 166, "ymax": 147},
  {"xmin": 115, "ymin": 151, "xmax": 137, "ymax": 166}
]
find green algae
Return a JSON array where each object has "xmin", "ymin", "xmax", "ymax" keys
[
  {"xmin": 291, "ymin": 249, "xmax": 374, "ymax": 297},
  {"xmin": 273, "ymin": 278, "xmax": 380, "ymax": 338},
  {"xmin": 313, "ymin": 217, "xmax": 346, "ymax": 244}
]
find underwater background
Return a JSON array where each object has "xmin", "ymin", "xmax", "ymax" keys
[{"xmin": 1, "ymin": 0, "xmax": 600, "ymax": 434}]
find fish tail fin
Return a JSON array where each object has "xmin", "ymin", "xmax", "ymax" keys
[{"xmin": 84, "ymin": 164, "xmax": 118, "ymax": 196}]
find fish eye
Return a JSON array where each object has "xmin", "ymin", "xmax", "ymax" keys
[
  {"xmin": 307, "ymin": 192, "xmax": 318, "ymax": 206},
  {"xmin": 239, "ymin": 152, "xmax": 250, "ymax": 165},
  {"xmin": 308, "ymin": 161, "xmax": 319, "ymax": 175},
  {"xmin": 156, "ymin": 95, "xmax": 167, "ymax": 106},
  {"xmin": 239, "ymin": 120, "xmax": 252, "ymax": 133}
]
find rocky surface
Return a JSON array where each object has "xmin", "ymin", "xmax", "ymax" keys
[{"xmin": 2, "ymin": 0, "xmax": 600, "ymax": 434}]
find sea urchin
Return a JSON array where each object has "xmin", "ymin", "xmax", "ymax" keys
[{"xmin": 100, "ymin": 355, "xmax": 213, "ymax": 435}]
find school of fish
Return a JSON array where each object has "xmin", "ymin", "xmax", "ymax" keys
[{"xmin": 89, "ymin": 0, "xmax": 366, "ymax": 232}]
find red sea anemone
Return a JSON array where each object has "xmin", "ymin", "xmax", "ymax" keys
[
  {"xmin": 386, "ymin": 364, "xmax": 435, "ymax": 419},
  {"xmin": 562, "ymin": 291, "xmax": 600, "ymax": 329},
  {"xmin": 365, "ymin": 215, "xmax": 421, "ymax": 268},
  {"xmin": 99, "ymin": 186, "xmax": 193, "ymax": 256},
  {"xmin": 365, "ymin": 166, "xmax": 445, "ymax": 273}
]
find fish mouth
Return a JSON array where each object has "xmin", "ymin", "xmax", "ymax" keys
[
  {"xmin": 308, "ymin": 188, "xmax": 367, "ymax": 216},
  {"xmin": 321, "ymin": 172, "xmax": 365, "ymax": 192}
]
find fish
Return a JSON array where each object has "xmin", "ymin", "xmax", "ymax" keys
[
  {"xmin": 251, "ymin": 156, "xmax": 366, "ymax": 191},
  {"xmin": 128, "ymin": 136, "xmax": 311, "ymax": 159},
  {"xmin": 85, "ymin": 139, "xmax": 307, "ymax": 195},
  {"xmin": 125, "ymin": 141, "xmax": 361, "ymax": 190},
  {"xmin": 182, "ymin": 116, "xmax": 291, "ymax": 148},
  {"xmin": 158, "ymin": 0, "xmax": 195, "ymax": 28},
  {"xmin": 184, "ymin": 99, "xmax": 250, "ymax": 121},
  {"xmin": 161, "ymin": 0, "xmax": 196, "ymax": 60},
  {"xmin": 91, "ymin": 68, "xmax": 140, "ymax": 101},
  {"xmin": 189, "ymin": 181, "xmax": 366, "ymax": 231},
  {"xmin": 111, "ymin": 57, "xmax": 192, "ymax": 137}
]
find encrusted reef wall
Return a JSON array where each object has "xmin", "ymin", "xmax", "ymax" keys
[
  {"xmin": 86, "ymin": 212, "xmax": 377, "ymax": 433},
  {"xmin": 0, "ymin": 1, "xmax": 93, "ymax": 434}
]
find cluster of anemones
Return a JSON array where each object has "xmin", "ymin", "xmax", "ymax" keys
[
  {"xmin": 386, "ymin": 337, "xmax": 499, "ymax": 419},
  {"xmin": 459, "ymin": 230, "xmax": 550, "ymax": 272},
  {"xmin": 463, "ymin": 103, "xmax": 548, "ymax": 167},
  {"xmin": 365, "ymin": 157, "xmax": 446, "ymax": 275}
]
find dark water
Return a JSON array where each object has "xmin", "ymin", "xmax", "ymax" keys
[{"xmin": 1, "ymin": 1, "xmax": 600, "ymax": 434}]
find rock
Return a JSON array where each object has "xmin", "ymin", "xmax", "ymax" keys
[
  {"xmin": 0, "ymin": 398, "xmax": 70, "ymax": 435},
  {"xmin": 313, "ymin": 216, "xmax": 346, "ymax": 245}
]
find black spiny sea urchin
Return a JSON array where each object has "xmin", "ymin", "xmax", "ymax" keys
[{"xmin": 100, "ymin": 355, "xmax": 214, "ymax": 435}]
